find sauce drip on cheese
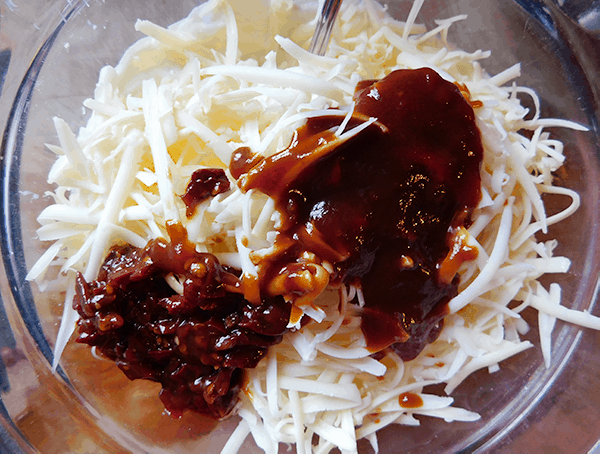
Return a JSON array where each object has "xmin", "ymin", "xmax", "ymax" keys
[{"xmin": 238, "ymin": 68, "xmax": 483, "ymax": 359}]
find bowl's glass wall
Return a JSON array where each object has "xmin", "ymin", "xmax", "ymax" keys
[{"xmin": 0, "ymin": 0, "xmax": 599, "ymax": 453}]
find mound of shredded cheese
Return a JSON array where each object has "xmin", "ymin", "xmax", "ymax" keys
[{"xmin": 27, "ymin": 0, "xmax": 600, "ymax": 452}]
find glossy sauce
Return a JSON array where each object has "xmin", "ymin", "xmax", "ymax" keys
[
  {"xmin": 73, "ymin": 222, "xmax": 290, "ymax": 419},
  {"xmin": 238, "ymin": 68, "xmax": 483, "ymax": 359},
  {"xmin": 181, "ymin": 168, "xmax": 230, "ymax": 218}
]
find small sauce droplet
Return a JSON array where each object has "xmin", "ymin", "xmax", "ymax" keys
[{"xmin": 399, "ymin": 392, "xmax": 424, "ymax": 409}]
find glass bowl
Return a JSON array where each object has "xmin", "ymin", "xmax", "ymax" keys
[{"xmin": 0, "ymin": 0, "xmax": 599, "ymax": 452}]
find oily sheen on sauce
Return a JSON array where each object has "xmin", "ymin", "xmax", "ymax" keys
[{"xmin": 73, "ymin": 68, "xmax": 483, "ymax": 419}]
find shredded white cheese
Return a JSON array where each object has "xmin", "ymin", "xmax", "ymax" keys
[{"xmin": 28, "ymin": 0, "xmax": 596, "ymax": 452}]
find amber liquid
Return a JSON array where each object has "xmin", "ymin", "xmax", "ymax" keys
[{"xmin": 60, "ymin": 341, "xmax": 221, "ymax": 449}]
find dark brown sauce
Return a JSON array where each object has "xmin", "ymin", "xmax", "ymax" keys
[
  {"xmin": 73, "ymin": 222, "xmax": 290, "ymax": 420},
  {"xmin": 239, "ymin": 68, "xmax": 483, "ymax": 359},
  {"xmin": 181, "ymin": 168, "xmax": 230, "ymax": 218}
]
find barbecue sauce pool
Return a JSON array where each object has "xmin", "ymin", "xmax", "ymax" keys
[{"xmin": 240, "ymin": 68, "xmax": 483, "ymax": 359}]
